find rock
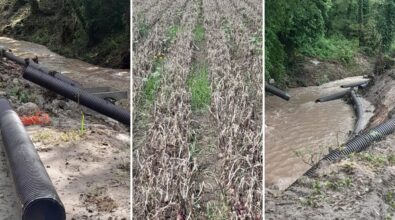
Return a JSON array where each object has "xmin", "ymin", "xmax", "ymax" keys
[
  {"xmin": 12, "ymin": 78, "xmax": 19, "ymax": 85},
  {"xmin": 16, "ymin": 102, "xmax": 39, "ymax": 115}
]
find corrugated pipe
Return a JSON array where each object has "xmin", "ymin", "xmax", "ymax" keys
[
  {"xmin": 23, "ymin": 66, "xmax": 130, "ymax": 125},
  {"xmin": 0, "ymin": 99, "xmax": 65, "ymax": 220},
  {"xmin": 24, "ymin": 59, "xmax": 81, "ymax": 87},
  {"xmin": 315, "ymin": 89, "xmax": 351, "ymax": 102},
  {"xmin": 304, "ymin": 118, "xmax": 395, "ymax": 176},
  {"xmin": 350, "ymin": 90, "xmax": 364, "ymax": 136},
  {"xmin": 265, "ymin": 83, "xmax": 291, "ymax": 101},
  {"xmin": 340, "ymin": 80, "xmax": 370, "ymax": 88}
]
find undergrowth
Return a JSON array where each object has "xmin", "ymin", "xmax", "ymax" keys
[{"xmin": 300, "ymin": 35, "xmax": 358, "ymax": 64}]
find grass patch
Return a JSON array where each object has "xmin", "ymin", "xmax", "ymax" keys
[
  {"xmin": 193, "ymin": 24, "xmax": 205, "ymax": 43},
  {"xmin": 137, "ymin": 20, "xmax": 150, "ymax": 39},
  {"xmin": 166, "ymin": 25, "xmax": 181, "ymax": 42},
  {"xmin": 356, "ymin": 152, "xmax": 395, "ymax": 168},
  {"xmin": 300, "ymin": 35, "xmax": 358, "ymax": 64},
  {"xmin": 188, "ymin": 64, "xmax": 211, "ymax": 110},
  {"xmin": 142, "ymin": 58, "xmax": 164, "ymax": 103}
]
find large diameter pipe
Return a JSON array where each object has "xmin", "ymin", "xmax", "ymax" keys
[
  {"xmin": 0, "ymin": 99, "xmax": 65, "ymax": 220},
  {"xmin": 315, "ymin": 89, "xmax": 351, "ymax": 103},
  {"xmin": 25, "ymin": 59, "xmax": 81, "ymax": 87},
  {"xmin": 340, "ymin": 80, "xmax": 370, "ymax": 88},
  {"xmin": 1, "ymin": 49, "xmax": 25, "ymax": 65},
  {"xmin": 304, "ymin": 118, "xmax": 395, "ymax": 176},
  {"xmin": 265, "ymin": 83, "xmax": 290, "ymax": 101},
  {"xmin": 350, "ymin": 90, "xmax": 364, "ymax": 136},
  {"xmin": 23, "ymin": 66, "xmax": 130, "ymax": 125}
]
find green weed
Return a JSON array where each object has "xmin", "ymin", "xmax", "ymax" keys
[
  {"xmin": 166, "ymin": 25, "xmax": 181, "ymax": 42},
  {"xmin": 137, "ymin": 20, "xmax": 150, "ymax": 39},
  {"xmin": 143, "ymin": 59, "xmax": 163, "ymax": 103},
  {"xmin": 193, "ymin": 24, "xmax": 205, "ymax": 43},
  {"xmin": 188, "ymin": 64, "xmax": 211, "ymax": 110}
]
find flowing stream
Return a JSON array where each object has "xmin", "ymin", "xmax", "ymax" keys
[
  {"xmin": 265, "ymin": 76, "xmax": 374, "ymax": 191},
  {"xmin": 0, "ymin": 37, "xmax": 130, "ymax": 90}
]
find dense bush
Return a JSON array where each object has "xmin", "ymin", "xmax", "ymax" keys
[{"xmin": 266, "ymin": 0, "xmax": 395, "ymax": 84}]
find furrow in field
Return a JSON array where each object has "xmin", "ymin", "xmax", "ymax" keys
[
  {"xmin": 203, "ymin": 0, "xmax": 263, "ymax": 218},
  {"xmin": 133, "ymin": 0, "xmax": 199, "ymax": 219}
]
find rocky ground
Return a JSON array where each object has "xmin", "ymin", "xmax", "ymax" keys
[
  {"xmin": 266, "ymin": 63, "xmax": 395, "ymax": 219},
  {"xmin": 0, "ymin": 58, "xmax": 130, "ymax": 219}
]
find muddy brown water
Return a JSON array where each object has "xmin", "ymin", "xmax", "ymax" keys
[
  {"xmin": 265, "ymin": 76, "xmax": 374, "ymax": 191},
  {"xmin": 0, "ymin": 37, "xmax": 130, "ymax": 90}
]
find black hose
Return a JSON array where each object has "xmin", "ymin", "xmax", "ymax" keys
[
  {"xmin": 304, "ymin": 118, "xmax": 395, "ymax": 176},
  {"xmin": 340, "ymin": 80, "xmax": 370, "ymax": 88},
  {"xmin": 23, "ymin": 66, "xmax": 130, "ymax": 125},
  {"xmin": 265, "ymin": 83, "xmax": 290, "ymax": 101},
  {"xmin": 0, "ymin": 99, "xmax": 65, "ymax": 220},
  {"xmin": 350, "ymin": 90, "xmax": 363, "ymax": 136},
  {"xmin": 315, "ymin": 89, "xmax": 351, "ymax": 103},
  {"xmin": 25, "ymin": 59, "xmax": 81, "ymax": 87}
]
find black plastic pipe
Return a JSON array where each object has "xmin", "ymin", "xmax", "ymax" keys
[
  {"xmin": 304, "ymin": 118, "xmax": 395, "ymax": 176},
  {"xmin": 0, "ymin": 99, "xmax": 65, "ymax": 220},
  {"xmin": 265, "ymin": 83, "xmax": 291, "ymax": 101},
  {"xmin": 23, "ymin": 66, "xmax": 130, "ymax": 125},
  {"xmin": 315, "ymin": 89, "xmax": 351, "ymax": 102},
  {"xmin": 350, "ymin": 90, "xmax": 363, "ymax": 136},
  {"xmin": 340, "ymin": 80, "xmax": 370, "ymax": 88},
  {"xmin": 1, "ymin": 49, "xmax": 25, "ymax": 65},
  {"xmin": 25, "ymin": 59, "xmax": 81, "ymax": 87}
]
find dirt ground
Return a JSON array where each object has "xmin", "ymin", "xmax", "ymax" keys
[
  {"xmin": 265, "ymin": 64, "xmax": 395, "ymax": 219},
  {"xmin": 0, "ymin": 58, "xmax": 130, "ymax": 219}
]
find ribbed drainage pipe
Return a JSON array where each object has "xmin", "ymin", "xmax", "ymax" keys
[
  {"xmin": 0, "ymin": 99, "xmax": 65, "ymax": 220},
  {"xmin": 265, "ymin": 83, "xmax": 291, "ymax": 101},
  {"xmin": 23, "ymin": 66, "xmax": 130, "ymax": 125},
  {"xmin": 340, "ymin": 80, "xmax": 370, "ymax": 88},
  {"xmin": 304, "ymin": 118, "xmax": 395, "ymax": 176},
  {"xmin": 25, "ymin": 59, "xmax": 82, "ymax": 87},
  {"xmin": 350, "ymin": 90, "xmax": 364, "ymax": 136},
  {"xmin": 315, "ymin": 89, "xmax": 351, "ymax": 102}
]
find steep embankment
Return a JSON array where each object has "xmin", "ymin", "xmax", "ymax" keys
[{"xmin": 0, "ymin": 0, "xmax": 130, "ymax": 69}]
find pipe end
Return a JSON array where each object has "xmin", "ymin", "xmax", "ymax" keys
[{"xmin": 23, "ymin": 198, "xmax": 65, "ymax": 220}]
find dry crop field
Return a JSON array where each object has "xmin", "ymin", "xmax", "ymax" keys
[{"xmin": 133, "ymin": 0, "xmax": 262, "ymax": 218}]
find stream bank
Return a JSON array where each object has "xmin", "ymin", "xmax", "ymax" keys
[{"xmin": 266, "ymin": 61, "xmax": 395, "ymax": 219}]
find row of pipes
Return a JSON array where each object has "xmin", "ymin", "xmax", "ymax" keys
[{"xmin": 266, "ymin": 79, "xmax": 395, "ymax": 187}]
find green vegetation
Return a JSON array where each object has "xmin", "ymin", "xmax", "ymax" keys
[
  {"xmin": 166, "ymin": 25, "xmax": 181, "ymax": 42},
  {"xmin": 143, "ymin": 59, "xmax": 163, "ymax": 103},
  {"xmin": 357, "ymin": 152, "xmax": 395, "ymax": 167},
  {"xmin": 137, "ymin": 20, "xmax": 150, "ymax": 39},
  {"xmin": 1, "ymin": 0, "xmax": 130, "ymax": 68},
  {"xmin": 188, "ymin": 64, "xmax": 211, "ymax": 110},
  {"xmin": 300, "ymin": 35, "xmax": 358, "ymax": 63},
  {"xmin": 266, "ymin": 0, "xmax": 395, "ymax": 84},
  {"xmin": 300, "ymin": 177, "xmax": 353, "ymax": 207},
  {"xmin": 193, "ymin": 24, "xmax": 205, "ymax": 43}
]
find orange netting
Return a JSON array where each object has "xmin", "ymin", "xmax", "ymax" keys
[{"xmin": 20, "ymin": 112, "xmax": 51, "ymax": 126}]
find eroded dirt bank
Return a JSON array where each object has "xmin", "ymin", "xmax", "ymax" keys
[
  {"xmin": 0, "ymin": 58, "xmax": 130, "ymax": 219},
  {"xmin": 266, "ymin": 65, "xmax": 395, "ymax": 219}
]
